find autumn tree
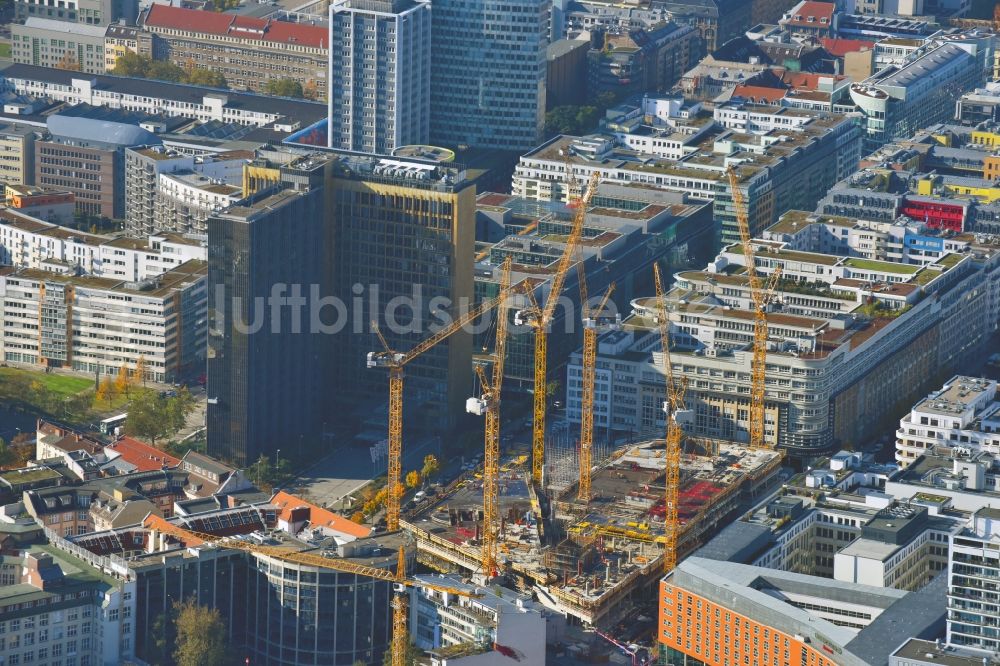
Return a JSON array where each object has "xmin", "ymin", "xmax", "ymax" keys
[
  {"xmin": 125, "ymin": 388, "xmax": 196, "ymax": 444},
  {"xmin": 302, "ymin": 79, "xmax": 319, "ymax": 100},
  {"xmin": 115, "ymin": 363, "xmax": 131, "ymax": 399},
  {"xmin": 264, "ymin": 78, "xmax": 304, "ymax": 98},
  {"xmin": 132, "ymin": 355, "xmax": 147, "ymax": 387},
  {"xmin": 55, "ymin": 52, "xmax": 81, "ymax": 71},
  {"xmin": 0, "ymin": 439, "xmax": 15, "ymax": 469},
  {"xmin": 173, "ymin": 598, "xmax": 227, "ymax": 666},
  {"xmin": 405, "ymin": 470, "xmax": 421, "ymax": 489},
  {"xmin": 185, "ymin": 68, "xmax": 227, "ymax": 88},
  {"xmin": 97, "ymin": 376, "xmax": 116, "ymax": 407},
  {"xmin": 350, "ymin": 511, "xmax": 365, "ymax": 524},
  {"xmin": 421, "ymin": 454, "xmax": 440, "ymax": 482}
]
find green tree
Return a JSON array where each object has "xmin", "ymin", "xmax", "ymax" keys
[
  {"xmin": 173, "ymin": 598, "xmax": 227, "ymax": 666},
  {"xmin": 264, "ymin": 78, "xmax": 304, "ymax": 98},
  {"xmin": 0, "ymin": 439, "xmax": 15, "ymax": 469},
  {"xmin": 125, "ymin": 388, "xmax": 195, "ymax": 444},
  {"xmin": 146, "ymin": 59, "xmax": 185, "ymax": 82},
  {"xmin": 382, "ymin": 641, "xmax": 422, "ymax": 666},
  {"xmin": 111, "ymin": 50, "xmax": 150, "ymax": 77},
  {"xmin": 147, "ymin": 611, "xmax": 175, "ymax": 666},
  {"xmin": 185, "ymin": 68, "xmax": 227, "ymax": 88},
  {"xmin": 544, "ymin": 104, "xmax": 600, "ymax": 136}
]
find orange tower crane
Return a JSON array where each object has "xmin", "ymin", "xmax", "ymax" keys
[
  {"xmin": 653, "ymin": 263, "xmax": 691, "ymax": 573},
  {"xmin": 726, "ymin": 166, "xmax": 781, "ymax": 450},
  {"xmin": 368, "ymin": 260, "xmax": 518, "ymax": 531},
  {"xmin": 142, "ymin": 515, "xmax": 480, "ymax": 666},
  {"xmin": 467, "ymin": 258, "xmax": 513, "ymax": 578},
  {"xmin": 516, "ymin": 171, "xmax": 600, "ymax": 485},
  {"xmin": 576, "ymin": 264, "xmax": 618, "ymax": 503}
]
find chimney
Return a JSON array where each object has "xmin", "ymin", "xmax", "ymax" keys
[{"xmin": 21, "ymin": 552, "xmax": 62, "ymax": 590}]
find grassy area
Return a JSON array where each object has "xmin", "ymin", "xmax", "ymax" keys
[
  {"xmin": 0, "ymin": 43, "xmax": 11, "ymax": 59},
  {"xmin": 0, "ymin": 367, "xmax": 92, "ymax": 397}
]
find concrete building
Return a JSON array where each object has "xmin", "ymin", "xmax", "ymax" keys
[
  {"xmin": 0, "ymin": 259, "xmax": 207, "ymax": 381},
  {"xmin": 890, "ymin": 639, "xmax": 991, "ymax": 666},
  {"xmin": 0, "ymin": 522, "xmax": 136, "ymax": 666},
  {"xmin": 660, "ymin": 0, "xmax": 751, "ymax": 52},
  {"xmin": 4, "ymin": 185, "xmax": 74, "ymax": 225},
  {"xmin": 850, "ymin": 40, "xmax": 989, "ymax": 153},
  {"xmin": 0, "ymin": 64, "xmax": 329, "ymax": 129},
  {"xmin": 546, "ymin": 39, "xmax": 589, "ymax": 108},
  {"xmin": 587, "ymin": 23, "xmax": 701, "ymax": 98},
  {"xmin": 430, "ymin": 0, "xmax": 549, "ymax": 151},
  {"xmin": 327, "ymin": 0, "xmax": 431, "ymax": 154},
  {"xmin": 895, "ymin": 376, "xmax": 1000, "ymax": 466},
  {"xmin": 14, "ymin": 0, "xmax": 137, "ymax": 25},
  {"xmin": 779, "ymin": 0, "xmax": 838, "ymax": 40},
  {"xmin": 0, "ymin": 123, "xmax": 38, "ymax": 188},
  {"xmin": 513, "ymin": 100, "xmax": 861, "ymax": 244},
  {"xmin": 569, "ymin": 229, "xmax": 1000, "ymax": 456},
  {"xmin": 956, "ymin": 83, "xmax": 1000, "ymax": 125},
  {"xmin": 659, "ymin": 557, "xmax": 947, "ymax": 666},
  {"xmin": 12, "ymin": 18, "xmax": 109, "ymax": 74},
  {"xmin": 206, "ymin": 156, "xmax": 331, "ymax": 467},
  {"xmin": 139, "ymin": 4, "xmax": 329, "ymax": 100},
  {"xmin": 947, "ymin": 507, "xmax": 1000, "ymax": 655},
  {"xmin": 411, "ymin": 575, "xmax": 547, "ymax": 665},
  {"xmin": 104, "ymin": 23, "xmax": 149, "ymax": 72}
]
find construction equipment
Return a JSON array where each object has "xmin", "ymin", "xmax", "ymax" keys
[
  {"xmin": 368, "ymin": 261, "xmax": 518, "ymax": 531},
  {"xmin": 142, "ymin": 515, "xmax": 479, "ymax": 666},
  {"xmin": 654, "ymin": 263, "xmax": 691, "ymax": 574},
  {"xmin": 577, "ymin": 263, "xmax": 619, "ymax": 503},
  {"xmin": 467, "ymin": 258, "xmax": 513, "ymax": 578},
  {"xmin": 516, "ymin": 170, "xmax": 600, "ymax": 485},
  {"xmin": 726, "ymin": 166, "xmax": 781, "ymax": 450}
]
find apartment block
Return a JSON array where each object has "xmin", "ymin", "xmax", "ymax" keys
[
  {"xmin": 567, "ymin": 227, "xmax": 1000, "ymax": 455},
  {"xmin": 104, "ymin": 23, "xmax": 149, "ymax": 72},
  {"xmin": 327, "ymin": 0, "xmax": 431, "ymax": 154},
  {"xmin": 12, "ymin": 18, "xmax": 108, "ymax": 74},
  {"xmin": 660, "ymin": 0, "xmax": 751, "ymax": 52},
  {"xmin": 587, "ymin": 23, "xmax": 701, "ymax": 98},
  {"xmin": 430, "ymin": 0, "xmax": 549, "ymax": 151},
  {"xmin": 512, "ymin": 99, "xmax": 861, "ymax": 243},
  {"xmin": 0, "ymin": 122, "xmax": 37, "ymax": 187},
  {"xmin": 0, "ymin": 259, "xmax": 207, "ymax": 382},
  {"xmin": 14, "ymin": 0, "xmax": 137, "ymax": 25},
  {"xmin": 948, "ymin": 507, "xmax": 1000, "ymax": 654},
  {"xmin": 139, "ymin": 4, "xmax": 328, "ymax": 100},
  {"xmin": 895, "ymin": 376, "xmax": 1000, "ymax": 466}
]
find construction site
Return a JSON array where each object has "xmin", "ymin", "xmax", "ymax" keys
[{"xmin": 402, "ymin": 440, "xmax": 781, "ymax": 626}]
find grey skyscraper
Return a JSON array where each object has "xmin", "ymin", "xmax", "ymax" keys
[
  {"xmin": 430, "ymin": 0, "xmax": 549, "ymax": 152},
  {"xmin": 206, "ymin": 156, "xmax": 332, "ymax": 466},
  {"xmin": 327, "ymin": 0, "xmax": 431, "ymax": 154}
]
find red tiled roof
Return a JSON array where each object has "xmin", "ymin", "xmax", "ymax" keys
[
  {"xmin": 143, "ymin": 4, "xmax": 328, "ymax": 49},
  {"xmin": 732, "ymin": 85, "xmax": 787, "ymax": 104},
  {"xmin": 784, "ymin": 1, "xmax": 836, "ymax": 27},
  {"xmin": 781, "ymin": 71, "xmax": 845, "ymax": 90},
  {"xmin": 271, "ymin": 491, "xmax": 371, "ymax": 539},
  {"xmin": 105, "ymin": 436, "xmax": 181, "ymax": 472},
  {"xmin": 820, "ymin": 37, "xmax": 875, "ymax": 58}
]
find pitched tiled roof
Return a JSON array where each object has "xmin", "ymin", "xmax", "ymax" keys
[
  {"xmin": 143, "ymin": 4, "xmax": 328, "ymax": 49},
  {"xmin": 784, "ymin": 1, "xmax": 835, "ymax": 27},
  {"xmin": 104, "ymin": 437, "xmax": 180, "ymax": 472},
  {"xmin": 732, "ymin": 85, "xmax": 787, "ymax": 104},
  {"xmin": 820, "ymin": 37, "xmax": 875, "ymax": 58},
  {"xmin": 272, "ymin": 491, "xmax": 371, "ymax": 539}
]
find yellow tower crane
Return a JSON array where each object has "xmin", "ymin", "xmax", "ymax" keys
[
  {"xmin": 726, "ymin": 166, "xmax": 781, "ymax": 450},
  {"xmin": 653, "ymin": 263, "xmax": 691, "ymax": 573},
  {"xmin": 516, "ymin": 170, "xmax": 600, "ymax": 485},
  {"xmin": 142, "ymin": 515, "xmax": 480, "ymax": 666},
  {"xmin": 368, "ymin": 261, "xmax": 518, "ymax": 531},
  {"xmin": 467, "ymin": 258, "xmax": 513, "ymax": 578},
  {"xmin": 576, "ymin": 263, "xmax": 618, "ymax": 503}
]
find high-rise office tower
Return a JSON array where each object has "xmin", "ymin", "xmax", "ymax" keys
[
  {"xmin": 429, "ymin": 0, "xmax": 550, "ymax": 152},
  {"xmin": 206, "ymin": 156, "xmax": 332, "ymax": 466},
  {"xmin": 330, "ymin": 155, "xmax": 474, "ymax": 431},
  {"xmin": 327, "ymin": 0, "xmax": 431, "ymax": 154}
]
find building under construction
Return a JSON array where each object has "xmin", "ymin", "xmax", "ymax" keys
[{"xmin": 402, "ymin": 440, "xmax": 782, "ymax": 626}]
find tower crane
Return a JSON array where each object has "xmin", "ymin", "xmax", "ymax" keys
[
  {"xmin": 368, "ymin": 260, "xmax": 518, "ymax": 531},
  {"xmin": 142, "ymin": 515, "xmax": 480, "ymax": 666},
  {"xmin": 516, "ymin": 170, "xmax": 600, "ymax": 485},
  {"xmin": 467, "ymin": 258, "xmax": 513, "ymax": 578},
  {"xmin": 654, "ymin": 263, "xmax": 691, "ymax": 573},
  {"xmin": 576, "ymin": 262, "xmax": 619, "ymax": 503},
  {"xmin": 726, "ymin": 166, "xmax": 781, "ymax": 450}
]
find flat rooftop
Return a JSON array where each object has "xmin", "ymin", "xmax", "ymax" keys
[{"xmin": 914, "ymin": 376, "xmax": 995, "ymax": 417}]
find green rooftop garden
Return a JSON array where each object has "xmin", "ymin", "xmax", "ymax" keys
[
  {"xmin": 0, "ymin": 467, "xmax": 61, "ymax": 485},
  {"xmin": 844, "ymin": 258, "xmax": 920, "ymax": 275}
]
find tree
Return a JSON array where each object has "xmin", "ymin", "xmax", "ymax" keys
[
  {"xmin": 146, "ymin": 59, "xmax": 185, "ymax": 83},
  {"xmin": 383, "ymin": 641, "xmax": 422, "ymax": 666},
  {"xmin": 147, "ymin": 611, "xmax": 175, "ymax": 666},
  {"xmin": 302, "ymin": 79, "xmax": 319, "ymax": 100},
  {"xmin": 405, "ymin": 470, "xmax": 421, "ymax": 489},
  {"xmin": 132, "ymin": 355, "xmax": 147, "ymax": 387},
  {"xmin": 97, "ymin": 377, "xmax": 116, "ymax": 407},
  {"xmin": 111, "ymin": 50, "xmax": 149, "ymax": 77},
  {"xmin": 125, "ymin": 388, "xmax": 195, "ymax": 444},
  {"xmin": 350, "ymin": 511, "xmax": 365, "ymax": 524},
  {"xmin": 421, "ymin": 454, "xmax": 440, "ymax": 482},
  {"xmin": 264, "ymin": 78, "xmax": 304, "ymax": 98},
  {"xmin": 544, "ymin": 105, "xmax": 600, "ymax": 137},
  {"xmin": 173, "ymin": 598, "xmax": 227, "ymax": 666},
  {"xmin": 115, "ymin": 363, "xmax": 131, "ymax": 399},
  {"xmin": 0, "ymin": 439, "xmax": 15, "ymax": 469},
  {"xmin": 185, "ymin": 68, "xmax": 227, "ymax": 88},
  {"xmin": 55, "ymin": 52, "xmax": 81, "ymax": 71}
]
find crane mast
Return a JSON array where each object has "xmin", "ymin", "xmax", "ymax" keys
[
  {"xmin": 577, "ymin": 262, "xmax": 618, "ymax": 503},
  {"xmin": 468, "ymin": 258, "xmax": 513, "ymax": 578},
  {"xmin": 369, "ymin": 270, "xmax": 519, "ymax": 530},
  {"xmin": 654, "ymin": 264, "xmax": 688, "ymax": 573},
  {"xmin": 519, "ymin": 170, "xmax": 600, "ymax": 485},
  {"xmin": 726, "ymin": 166, "xmax": 781, "ymax": 450}
]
